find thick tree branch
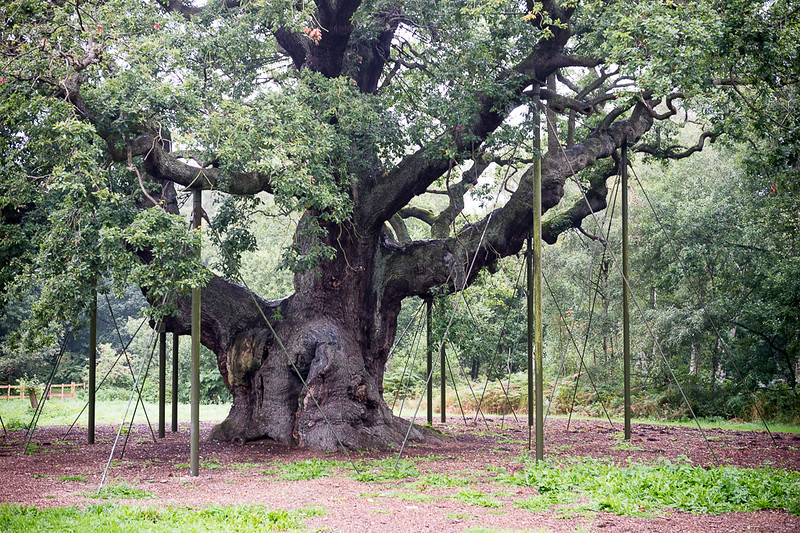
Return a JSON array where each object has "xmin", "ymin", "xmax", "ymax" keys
[
  {"xmin": 379, "ymin": 102, "xmax": 655, "ymax": 300},
  {"xmin": 538, "ymin": 87, "xmax": 593, "ymax": 115},
  {"xmin": 306, "ymin": 0, "xmax": 362, "ymax": 78},
  {"xmin": 162, "ymin": 276, "xmax": 290, "ymax": 385},
  {"xmin": 430, "ymin": 156, "xmax": 492, "ymax": 239},
  {"xmin": 541, "ymin": 163, "xmax": 616, "ymax": 244},
  {"xmin": 58, "ymin": 74, "xmax": 272, "ymax": 194},
  {"xmin": 360, "ymin": 5, "xmax": 576, "ymax": 231},
  {"xmin": 398, "ymin": 206, "xmax": 436, "ymax": 226}
]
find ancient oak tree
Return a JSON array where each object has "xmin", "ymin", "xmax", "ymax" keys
[{"xmin": 2, "ymin": 0, "xmax": 786, "ymax": 449}]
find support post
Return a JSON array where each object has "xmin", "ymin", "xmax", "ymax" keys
[
  {"xmin": 158, "ymin": 323, "xmax": 166, "ymax": 439},
  {"xmin": 527, "ymin": 234, "xmax": 534, "ymax": 446},
  {"xmin": 426, "ymin": 298, "xmax": 433, "ymax": 425},
  {"xmin": 440, "ymin": 341, "xmax": 446, "ymax": 423},
  {"xmin": 88, "ymin": 290, "xmax": 97, "ymax": 445},
  {"xmin": 622, "ymin": 139, "xmax": 632, "ymax": 440},
  {"xmin": 172, "ymin": 332, "xmax": 178, "ymax": 433},
  {"xmin": 532, "ymin": 86, "xmax": 544, "ymax": 461},
  {"xmin": 190, "ymin": 189, "xmax": 202, "ymax": 477}
]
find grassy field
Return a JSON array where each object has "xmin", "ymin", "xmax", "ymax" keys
[
  {"xmin": 2, "ymin": 397, "xmax": 798, "ymax": 435},
  {"xmin": 0, "ymin": 398, "xmax": 231, "ymax": 430},
  {"xmin": 0, "ymin": 503, "xmax": 324, "ymax": 532},
  {"xmin": 389, "ymin": 404, "xmax": 800, "ymax": 435}
]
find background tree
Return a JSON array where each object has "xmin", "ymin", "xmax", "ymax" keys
[{"xmin": 1, "ymin": 0, "xmax": 797, "ymax": 448}]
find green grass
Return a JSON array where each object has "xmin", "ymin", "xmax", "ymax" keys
[
  {"xmin": 0, "ymin": 503, "xmax": 323, "ymax": 532},
  {"xmin": 445, "ymin": 512, "xmax": 476, "ymax": 520},
  {"xmin": 614, "ymin": 415, "xmax": 800, "ymax": 434},
  {"xmin": 405, "ymin": 473, "xmax": 475, "ymax": 489},
  {"xmin": 497, "ymin": 455, "xmax": 800, "ymax": 516},
  {"xmin": 276, "ymin": 459, "xmax": 347, "ymax": 481},
  {"xmin": 454, "ymin": 488, "xmax": 503, "ymax": 508},
  {"xmin": 352, "ymin": 458, "xmax": 419, "ymax": 482},
  {"xmin": 230, "ymin": 461, "xmax": 260, "ymax": 471},
  {"xmin": 86, "ymin": 482, "xmax": 156, "ymax": 500},
  {"xmin": 58, "ymin": 475, "xmax": 88, "ymax": 482},
  {"xmin": 0, "ymin": 398, "xmax": 231, "ymax": 429},
  {"xmin": 377, "ymin": 490, "xmax": 436, "ymax": 503}
]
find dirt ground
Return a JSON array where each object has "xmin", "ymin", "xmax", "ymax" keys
[{"xmin": 1, "ymin": 415, "xmax": 799, "ymax": 532}]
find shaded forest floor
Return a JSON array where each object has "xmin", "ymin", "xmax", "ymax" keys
[{"xmin": 1, "ymin": 416, "xmax": 799, "ymax": 532}]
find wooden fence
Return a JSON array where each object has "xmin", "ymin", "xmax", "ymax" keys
[{"xmin": 1, "ymin": 382, "xmax": 86, "ymax": 401}]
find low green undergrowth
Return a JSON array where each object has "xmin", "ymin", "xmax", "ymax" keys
[
  {"xmin": 0, "ymin": 503, "xmax": 323, "ymax": 532},
  {"xmin": 352, "ymin": 457, "xmax": 419, "ymax": 482},
  {"xmin": 454, "ymin": 488, "xmax": 503, "ymax": 508},
  {"xmin": 273, "ymin": 456, "xmax": 420, "ymax": 482},
  {"xmin": 86, "ymin": 482, "xmax": 156, "ymax": 500},
  {"xmin": 405, "ymin": 473, "xmax": 475, "ymax": 489},
  {"xmin": 498, "ymin": 455, "xmax": 800, "ymax": 516},
  {"xmin": 276, "ymin": 458, "xmax": 347, "ymax": 481},
  {"xmin": 58, "ymin": 475, "xmax": 88, "ymax": 482}
]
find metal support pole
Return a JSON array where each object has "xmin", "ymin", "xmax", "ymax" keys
[
  {"xmin": 532, "ymin": 86, "xmax": 544, "ymax": 461},
  {"xmin": 622, "ymin": 139, "xmax": 632, "ymax": 441},
  {"xmin": 158, "ymin": 324, "xmax": 166, "ymax": 439},
  {"xmin": 426, "ymin": 298, "xmax": 433, "ymax": 425},
  {"xmin": 171, "ymin": 332, "xmax": 178, "ymax": 433},
  {"xmin": 190, "ymin": 189, "xmax": 202, "ymax": 476},
  {"xmin": 440, "ymin": 341, "xmax": 446, "ymax": 423},
  {"xmin": 88, "ymin": 290, "xmax": 97, "ymax": 445}
]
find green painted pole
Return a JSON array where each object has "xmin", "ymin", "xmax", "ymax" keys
[
  {"xmin": 426, "ymin": 298, "xmax": 433, "ymax": 425},
  {"xmin": 440, "ymin": 341, "xmax": 446, "ymax": 423},
  {"xmin": 532, "ymin": 86, "xmax": 544, "ymax": 462},
  {"xmin": 190, "ymin": 189, "xmax": 202, "ymax": 477},
  {"xmin": 88, "ymin": 290, "xmax": 97, "ymax": 445},
  {"xmin": 172, "ymin": 332, "xmax": 178, "ymax": 433},
  {"xmin": 158, "ymin": 324, "xmax": 166, "ymax": 439},
  {"xmin": 526, "ymin": 233, "xmax": 533, "ymax": 447},
  {"xmin": 622, "ymin": 139, "xmax": 632, "ymax": 441}
]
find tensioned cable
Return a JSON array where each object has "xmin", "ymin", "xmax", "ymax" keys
[
  {"xmin": 459, "ymin": 292, "xmax": 522, "ymax": 425},
  {"xmin": 542, "ymin": 107, "xmax": 719, "ymax": 463},
  {"xmin": 389, "ymin": 300, "xmax": 426, "ymax": 411},
  {"xmin": 204, "ymin": 220, "xmax": 360, "ymax": 474},
  {"xmin": 569, "ymin": 166, "xmax": 719, "ymax": 462},
  {"xmin": 388, "ymin": 300, "xmax": 425, "ymax": 365},
  {"xmin": 0, "ymin": 414, "xmax": 6, "ymax": 437},
  {"xmin": 396, "ymin": 305, "xmax": 427, "ymax": 414},
  {"xmin": 99, "ymin": 255, "xmax": 187, "ymax": 490},
  {"xmin": 24, "ymin": 329, "xmax": 71, "ymax": 454},
  {"xmin": 473, "ymin": 256, "xmax": 526, "ymax": 424},
  {"xmin": 446, "ymin": 340, "xmax": 491, "ymax": 429},
  {"xmin": 62, "ymin": 314, "xmax": 149, "ymax": 440},
  {"xmin": 499, "ymin": 291, "xmax": 527, "ymax": 428},
  {"xmin": 104, "ymin": 294, "xmax": 158, "ymax": 444},
  {"xmin": 629, "ymin": 164, "xmax": 776, "ymax": 445},
  {"xmin": 542, "ymin": 270, "xmax": 614, "ymax": 427},
  {"xmin": 119, "ymin": 325, "xmax": 161, "ymax": 460},
  {"xmin": 98, "ymin": 315, "xmax": 163, "ymax": 491},
  {"xmin": 394, "ymin": 155, "xmax": 522, "ymax": 468},
  {"xmin": 444, "ymin": 345, "xmax": 469, "ymax": 424},
  {"xmin": 565, "ymin": 176, "xmax": 620, "ymax": 430}
]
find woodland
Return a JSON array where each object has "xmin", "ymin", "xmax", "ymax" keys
[{"xmin": 0, "ymin": 0, "xmax": 798, "ymax": 451}]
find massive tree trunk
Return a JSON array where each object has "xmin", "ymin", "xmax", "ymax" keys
[{"xmin": 165, "ymin": 216, "xmax": 431, "ymax": 450}]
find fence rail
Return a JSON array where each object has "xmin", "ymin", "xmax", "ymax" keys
[{"xmin": 1, "ymin": 382, "xmax": 86, "ymax": 401}]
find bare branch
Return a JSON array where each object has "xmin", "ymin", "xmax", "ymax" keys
[{"xmin": 635, "ymin": 130, "xmax": 718, "ymax": 160}]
